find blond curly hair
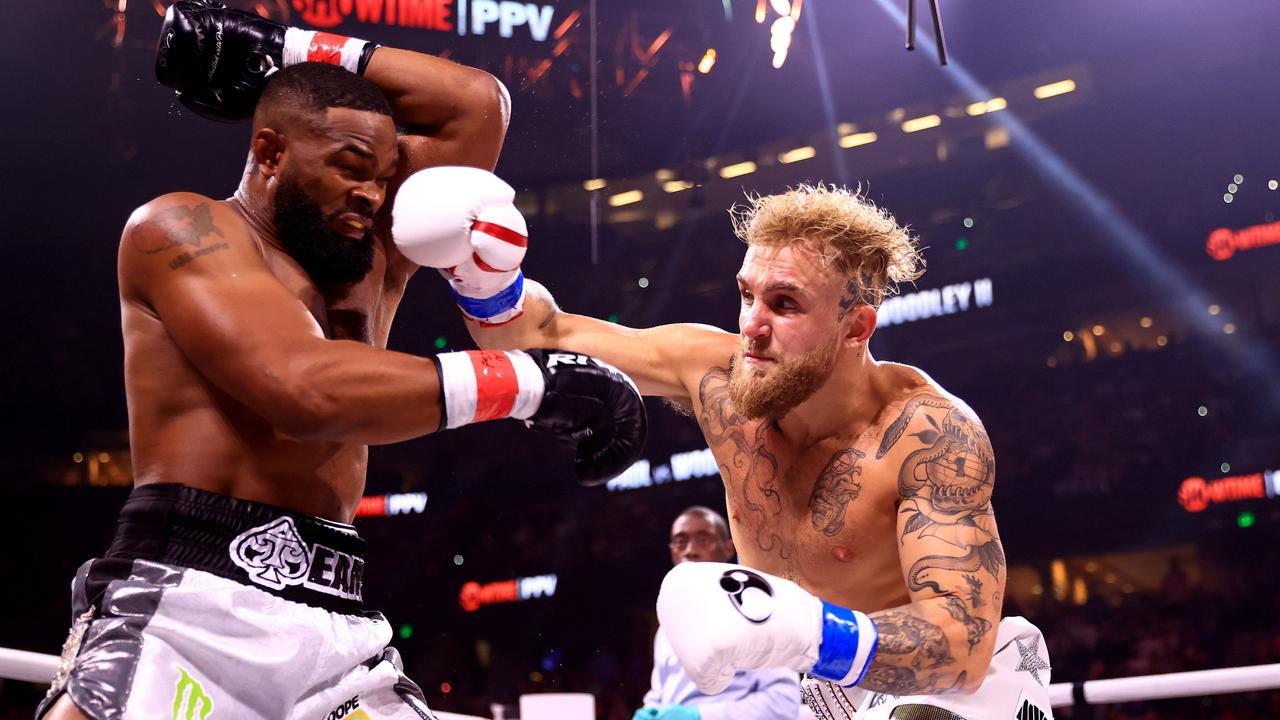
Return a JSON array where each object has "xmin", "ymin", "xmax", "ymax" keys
[{"xmin": 730, "ymin": 184, "xmax": 924, "ymax": 308}]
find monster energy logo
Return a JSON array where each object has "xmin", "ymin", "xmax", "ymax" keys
[{"xmin": 172, "ymin": 666, "xmax": 214, "ymax": 720}]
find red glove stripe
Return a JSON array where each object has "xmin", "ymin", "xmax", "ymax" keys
[
  {"xmin": 307, "ymin": 32, "xmax": 351, "ymax": 65},
  {"xmin": 471, "ymin": 252, "xmax": 508, "ymax": 273},
  {"xmin": 471, "ymin": 220, "xmax": 528, "ymax": 248},
  {"xmin": 468, "ymin": 350, "xmax": 519, "ymax": 422}
]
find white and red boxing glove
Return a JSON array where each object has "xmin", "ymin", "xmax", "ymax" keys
[
  {"xmin": 656, "ymin": 562, "xmax": 879, "ymax": 695},
  {"xmin": 392, "ymin": 167, "xmax": 528, "ymax": 326}
]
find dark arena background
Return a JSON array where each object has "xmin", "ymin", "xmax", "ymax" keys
[{"xmin": 3, "ymin": 0, "xmax": 1280, "ymax": 718}]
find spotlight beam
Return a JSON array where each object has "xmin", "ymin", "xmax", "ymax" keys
[{"xmin": 871, "ymin": 0, "xmax": 1280, "ymax": 398}]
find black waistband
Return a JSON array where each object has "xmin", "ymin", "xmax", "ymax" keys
[{"xmin": 105, "ymin": 483, "xmax": 367, "ymax": 614}]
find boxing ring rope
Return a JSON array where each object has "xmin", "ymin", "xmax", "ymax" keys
[{"xmin": 2, "ymin": 647, "xmax": 1278, "ymax": 713}]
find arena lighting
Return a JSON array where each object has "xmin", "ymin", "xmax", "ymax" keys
[
  {"xmin": 581, "ymin": 178, "xmax": 606, "ymax": 191},
  {"xmin": 965, "ymin": 97, "xmax": 1007, "ymax": 116},
  {"xmin": 662, "ymin": 180, "xmax": 693, "ymax": 193},
  {"xmin": 778, "ymin": 145, "xmax": 817, "ymax": 163},
  {"xmin": 838, "ymin": 131, "xmax": 878, "ymax": 148},
  {"xmin": 1034, "ymin": 79, "xmax": 1077, "ymax": 99},
  {"xmin": 697, "ymin": 48, "xmax": 716, "ymax": 74},
  {"xmin": 870, "ymin": 0, "xmax": 1280, "ymax": 401},
  {"xmin": 902, "ymin": 114, "xmax": 942, "ymax": 133},
  {"xmin": 719, "ymin": 160, "xmax": 757, "ymax": 178},
  {"xmin": 607, "ymin": 189, "xmax": 643, "ymax": 206}
]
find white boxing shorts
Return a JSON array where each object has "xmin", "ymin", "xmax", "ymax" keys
[
  {"xmin": 37, "ymin": 483, "xmax": 438, "ymax": 720},
  {"xmin": 801, "ymin": 617, "xmax": 1054, "ymax": 720}
]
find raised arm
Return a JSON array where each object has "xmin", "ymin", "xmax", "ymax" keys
[
  {"xmin": 466, "ymin": 280, "xmax": 736, "ymax": 403},
  {"xmin": 861, "ymin": 394, "xmax": 1005, "ymax": 694},
  {"xmin": 364, "ymin": 48, "xmax": 508, "ymax": 173}
]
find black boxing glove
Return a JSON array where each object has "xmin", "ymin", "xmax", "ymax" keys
[
  {"xmin": 432, "ymin": 349, "xmax": 648, "ymax": 485},
  {"xmin": 155, "ymin": 0, "xmax": 378, "ymax": 122}
]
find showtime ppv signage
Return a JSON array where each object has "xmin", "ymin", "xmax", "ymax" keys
[
  {"xmin": 1177, "ymin": 468, "xmax": 1280, "ymax": 512},
  {"xmin": 290, "ymin": 0, "xmax": 557, "ymax": 40},
  {"xmin": 459, "ymin": 574, "xmax": 558, "ymax": 611},
  {"xmin": 1205, "ymin": 221, "xmax": 1280, "ymax": 261}
]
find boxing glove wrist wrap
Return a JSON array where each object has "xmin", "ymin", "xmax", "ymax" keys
[
  {"xmin": 812, "ymin": 602, "xmax": 879, "ymax": 686},
  {"xmin": 432, "ymin": 350, "xmax": 545, "ymax": 430},
  {"xmin": 449, "ymin": 271, "xmax": 526, "ymax": 327},
  {"xmin": 282, "ymin": 27, "xmax": 378, "ymax": 74}
]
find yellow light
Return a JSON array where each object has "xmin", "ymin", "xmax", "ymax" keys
[
  {"xmin": 1223, "ymin": 323, "xmax": 1237, "ymax": 334},
  {"xmin": 769, "ymin": 0, "xmax": 791, "ymax": 14},
  {"xmin": 1092, "ymin": 324, "xmax": 1105, "ymax": 336},
  {"xmin": 654, "ymin": 168, "xmax": 675, "ymax": 182},
  {"xmin": 901, "ymin": 114, "xmax": 942, "ymax": 133},
  {"xmin": 965, "ymin": 97, "xmax": 1007, "ymax": 116},
  {"xmin": 607, "ymin": 190, "xmax": 643, "ymax": 207},
  {"xmin": 582, "ymin": 178, "xmax": 606, "ymax": 191},
  {"xmin": 984, "ymin": 127, "xmax": 1010, "ymax": 150},
  {"xmin": 1156, "ymin": 335, "xmax": 1168, "ymax": 347},
  {"xmin": 1034, "ymin": 79, "xmax": 1077, "ymax": 99},
  {"xmin": 719, "ymin": 161, "xmax": 757, "ymax": 179},
  {"xmin": 1208, "ymin": 304, "xmax": 1221, "ymax": 315},
  {"xmin": 1269, "ymin": 180, "xmax": 1278, "ymax": 191},
  {"xmin": 839, "ymin": 131, "xmax": 878, "ymax": 148},
  {"xmin": 98, "ymin": 453, "xmax": 111, "ymax": 463},
  {"xmin": 755, "ymin": 0, "xmax": 766, "ymax": 23},
  {"xmin": 777, "ymin": 146, "xmax": 816, "ymax": 164},
  {"xmin": 697, "ymin": 48, "xmax": 716, "ymax": 74},
  {"xmin": 72, "ymin": 452, "xmax": 84, "ymax": 463},
  {"xmin": 662, "ymin": 180, "xmax": 693, "ymax": 193},
  {"xmin": 1109, "ymin": 341, "xmax": 1123, "ymax": 353},
  {"xmin": 1139, "ymin": 316, "xmax": 1153, "ymax": 328},
  {"xmin": 1062, "ymin": 330, "xmax": 1074, "ymax": 342},
  {"xmin": 837, "ymin": 122, "xmax": 857, "ymax": 136}
]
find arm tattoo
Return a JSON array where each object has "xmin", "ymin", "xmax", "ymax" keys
[
  {"xmin": 941, "ymin": 595, "xmax": 993, "ymax": 654},
  {"xmin": 133, "ymin": 203, "xmax": 225, "ymax": 254},
  {"xmin": 863, "ymin": 609, "xmax": 958, "ymax": 694},
  {"xmin": 876, "ymin": 394, "xmax": 952, "ymax": 459},
  {"xmin": 808, "ymin": 448, "xmax": 864, "ymax": 536},
  {"xmin": 962, "ymin": 575, "xmax": 984, "ymax": 608},
  {"xmin": 697, "ymin": 367, "xmax": 787, "ymax": 559},
  {"xmin": 897, "ymin": 405, "xmax": 1005, "ymax": 594}
]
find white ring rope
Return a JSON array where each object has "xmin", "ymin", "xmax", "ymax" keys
[
  {"xmin": 1047, "ymin": 662, "xmax": 1280, "ymax": 707},
  {"xmin": 2, "ymin": 647, "xmax": 1277, "ymax": 712}
]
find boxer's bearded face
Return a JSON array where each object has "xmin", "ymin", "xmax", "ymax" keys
[
  {"xmin": 273, "ymin": 171, "xmax": 375, "ymax": 289},
  {"xmin": 729, "ymin": 333, "xmax": 839, "ymax": 419}
]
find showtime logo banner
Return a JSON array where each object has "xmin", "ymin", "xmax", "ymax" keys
[
  {"xmin": 1178, "ymin": 469, "xmax": 1279, "ymax": 512},
  {"xmin": 290, "ymin": 0, "xmax": 556, "ymax": 40},
  {"xmin": 459, "ymin": 574, "xmax": 558, "ymax": 611}
]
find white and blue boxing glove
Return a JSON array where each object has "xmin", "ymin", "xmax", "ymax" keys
[
  {"xmin": 656, "ymin": 562, "xmax": 878, "ymax": 695},
  {"xmin": 391, "ymin": 166, "xmax": 528, "ymax": 326}
]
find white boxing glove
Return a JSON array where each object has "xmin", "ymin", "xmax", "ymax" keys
[
  {"xmin": 391, "ymin": 166, "xmax": 529, "ymax": 326},
  {"xmin": 656, "ymin": 562, "xmax": 879, "ymax": 695}
]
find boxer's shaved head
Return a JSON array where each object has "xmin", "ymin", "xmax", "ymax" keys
[
  {"xmin": 253, "ymin": 62, "xmax": 392, "ymax": 132},
  {"xmin": 678, "ymin": 506, "xmax": 731, "ymax": 541}
]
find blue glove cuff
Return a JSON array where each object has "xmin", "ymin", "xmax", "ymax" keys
[
  {"xmin": 812, "ymin": 601, "xmax": 879, "ymax": 687},
  {"xmin": 451, "ymin": 270, "xmax": 524, "ymax": 321}
]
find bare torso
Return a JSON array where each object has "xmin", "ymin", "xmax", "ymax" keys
[
  {"xmin": 690, "ymin": 362, "xmax": 943, "ymax": 611},
  {"xmin": 121, "ymin": 200, "xmax": 409, "ymax": 521}
]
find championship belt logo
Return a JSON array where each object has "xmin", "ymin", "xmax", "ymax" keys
[{"xmin": 229, "ymin": 517, "xmax": 310, "ymax": 590}]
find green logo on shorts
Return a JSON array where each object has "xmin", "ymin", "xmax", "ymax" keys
[{"xmin": 172, "ymin": 666, "xmax": 214, "ymax": 720}]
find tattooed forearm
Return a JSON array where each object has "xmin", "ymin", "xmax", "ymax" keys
[
  {"xmin": 941, "ymin": 595, "xmax": 993, "ymax": 653},
  {"xmin": 134, "ymin": 203, "xmax": 225, "ymax": 254},
  {"xmin": 808, "ymin": 448, "xmax": 864, "ymax": 536},
  {"xmin": 862, "ymin": 609, "xmax": 959, "ymax": 695},
  {"xmin": 697, "ymin": 367, "xmax": 787, "ymax": 559}
]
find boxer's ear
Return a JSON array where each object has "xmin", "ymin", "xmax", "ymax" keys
[{"xmin": 250, "ymin": 128, "xmax": 285, "ymax": 179}]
